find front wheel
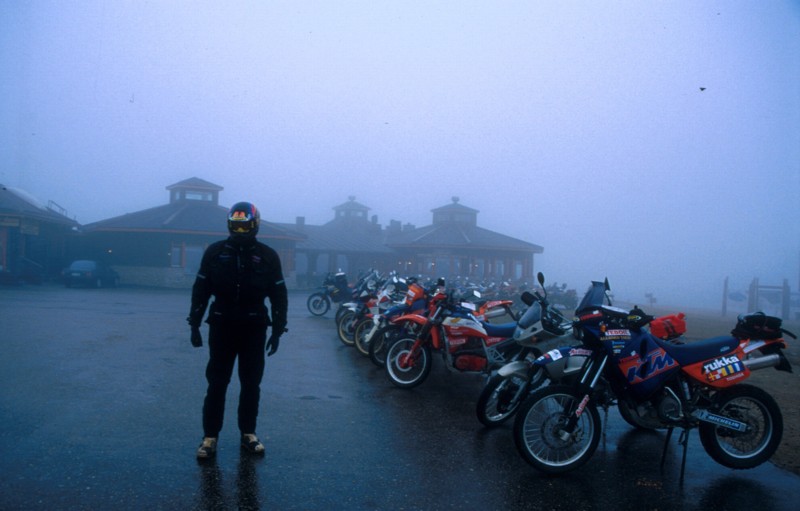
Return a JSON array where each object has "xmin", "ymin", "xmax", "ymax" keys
[
  {"xmin": 337, "ymin": 311, "xmax": 357, "ymax": 346},
  {"xmin": 476, "ymin": 373, "xmax": 530, "ymax": 427},
  {"xmin": 385, "ymin": 337, "xmax": 432, "ymax": 389},
  {"xmin": 513, "ymin": 384, "xmax": 601, "ymax": 474},
  {"xmin": 353, "ymin": 318, "xmax": 376, "ymax": 356},
  {"xmin": 368, "ymin": 324, "xmax": 401, "ymax": 367},
  {"xmin": 307, "ymin": 292, "xmax": 330, "ymax": 316},
  {"xmin": 699, "ymin": 384, "xmax": 783, "ymax": 470},
  {"xmin": 334, "ymin": 303, "xmax": 348, "ymax": 324}
]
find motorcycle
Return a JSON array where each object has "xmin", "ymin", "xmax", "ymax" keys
[
  {"xmin": 355, "ymin": 277, "xmax": 428, "ymax": 360},
  {"xmin": 475, "ymin": 272, "xmax": 573, "ymax": 427},
  {"xmin": 352, "ymin": 274, "xmax": 410, "ymax": 356},
  {"xmin": 477, "ymin": 275, "xmax": 688, "ymax": 428},
  {"xmin": 306, "ymin": 272, "xmax": 351, "ymax": 316},
  {"xmin": 335, "ymin": 270, "xmax": 384, "ymax": 346},
  {"xmin": 368, "ymin": 278, "xmax": 517, "ymax": 367},
  {"xmin": 383, "ymin": 285, "xmax": 522, "ymax": 389},
  {"xmin": 512, "ymin": 278, "xmax": 795, "ymax": 480}
]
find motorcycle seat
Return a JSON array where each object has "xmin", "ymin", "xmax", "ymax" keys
[
  {"xmin": 483, "ymin": 321, "xmax": 517, "ymax": 338},
  {"xmin": 656, "ymin": 335, "xmax": 739, "ymax": 366}
]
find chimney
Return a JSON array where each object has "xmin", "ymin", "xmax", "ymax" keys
[{"xmin": 296, "ymin": 216, "xmax": 305, "ymax": 229}]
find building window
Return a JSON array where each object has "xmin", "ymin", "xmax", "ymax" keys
[{"xmin": 185, "ymin": 191, "xmax": 213, "ymax": 202}]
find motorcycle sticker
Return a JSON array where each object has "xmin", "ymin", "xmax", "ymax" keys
[
  {"xmin": 619, "ymin": 348, "xmax": 677, "ymax": 384},
  {"xmin": 540, "ymin": 349, "xmax": 563, "ymax": 362},
  {"xmin": 702, "ymin": 355, "xmax": 744, "ymax": 382},
  {"xmin": 602, "ymin": 329, "xmax": 632, "ymax": 340}
]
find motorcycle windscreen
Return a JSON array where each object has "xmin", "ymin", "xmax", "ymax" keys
[
  {"xmin": 517, "ymin": 302, "xmax": 542, "ymax": 330},
  {"xmin": 575, "ymin": 281, "xmax": 608, "ymax": 314}
]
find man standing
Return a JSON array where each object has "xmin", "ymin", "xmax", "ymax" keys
[{"xmin": 187, "ymin": 201, "xmax": 288, "ymax": 459}]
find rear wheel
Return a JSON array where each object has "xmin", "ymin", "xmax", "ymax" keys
[
  {"xmin": 699, "ymin": 384, "xmax": 782, "ymax": 469},
  {"xmin": 337, "ymin": 311, "xmax": 357, "ymax": 346},
  {"xmin": 385, "ymin": 337, "xmax": 432, "ymax": 389},
  {"xmin": 307, "ymin": 293, "xmax": 330, "ymax": 316},
  {"xmin": 513, "ymin": 385, "xmax": 601, "ymax": 474}
]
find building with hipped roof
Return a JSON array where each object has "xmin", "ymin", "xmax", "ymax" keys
[
  {"xmin": 0, "ymin": 184, "xmax": 78, "ymax": 284},
  {"xmin": 3, "ymin": 178, "xmax": 543, "ymax": 289},
  {"xmin": 385, "ymin": 196, "xmax": 542, "ymax": 283},
  {"xmin": 282, "ymin": 195, "xmax": 542, "ymax": 287},
  {"xmin": 76, "ymin": 178, "xmax": 305, "ymax": 288}
]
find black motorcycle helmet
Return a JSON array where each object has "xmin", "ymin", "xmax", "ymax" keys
[{"xmin": 227, "ymin": 201, "xmax": 260, "ymax": 240}]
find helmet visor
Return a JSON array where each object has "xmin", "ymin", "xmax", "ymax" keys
[{"xmin": 228, "ymin": 208, "xmax": 258, "ymax": 236}]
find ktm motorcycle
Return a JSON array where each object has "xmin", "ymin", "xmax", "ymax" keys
[
  {"xmin": 383, "ymin": 287, "xmax": 521, "ymax": 389},
  {"xmin": 477, "ymin": 274, "xmax": 688, "ymax": 428},
  {"xmin": 513, "ymin": 278, "xmax": 795, "ymax": 479}
]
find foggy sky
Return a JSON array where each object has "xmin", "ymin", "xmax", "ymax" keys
[{"xmin": 1, "ymin": 1, "xmax": 799, "ymax": 310}]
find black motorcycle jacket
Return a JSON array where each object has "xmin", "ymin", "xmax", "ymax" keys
[{"xmin": 188, "ymin": 237, "xmax": 288, "ymax": 332}]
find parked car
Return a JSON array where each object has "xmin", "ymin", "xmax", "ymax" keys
[{"xmin": 63, "ymin": 260, "xmax": 119, "ymax": 288}]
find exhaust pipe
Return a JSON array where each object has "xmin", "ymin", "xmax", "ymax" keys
[
  {"xmin": 482, "ymin": 307, "xmax": 508, "ymax": 319},
  {"xmin": 743, "ymin": 354, "xmax": 780, "ymax": 371}
]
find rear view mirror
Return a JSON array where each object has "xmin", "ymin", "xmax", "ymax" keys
[{"xmin": 521, "ymin": 291, "xmax": 535, "ymax": 306}]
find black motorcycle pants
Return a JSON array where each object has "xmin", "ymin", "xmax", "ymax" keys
[{"xmin": 202, "ymin": 321, "xmax": 267, "ymax": 437}]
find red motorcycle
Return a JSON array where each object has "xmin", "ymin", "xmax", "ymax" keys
[
  {"xmin": 363, "ymin": 278, "xmax": 432, "ymax": 365},
  {"xmin": 384, "ymin": 287, "xmax": 520, "ymax": 389}
]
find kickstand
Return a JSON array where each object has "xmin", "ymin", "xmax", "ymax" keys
[
  {"xmin": 677, "ymin": 428, "xmax": 690, "ymax": 485},
  {"xmin": 660, "ymin": 427, "xmax": 673, "ymax": 469}
]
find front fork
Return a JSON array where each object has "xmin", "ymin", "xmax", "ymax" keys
[
  {"xmin": 559, "ymin": 353, "xmax": 608, "ymax": 440},
  {"xmin": 398, "ymin": 320, "xmax": 437, "ymax": 369},
  {"xmin": 364, "ymin": 316, "xmax": 384, "ymax": 345}
]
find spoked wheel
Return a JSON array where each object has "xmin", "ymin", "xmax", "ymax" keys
[
  {"xmin": 353, "ymin": 318, "xmax": 376, "ymax": 356},
  {"xmin": 699, "ymin": 384, "xmax": 783, "ymax": 469},
  {"xmin": 337, "ymin": 311, "xmax": 357, "ymax": 346},
  {"xmin": 334, "ymin": 304, "xmax": 348, "ymax": 325},
  {"xmin": 385, "ymin": 337, "xmax": 432, "ymax": 389},
  {"xmin": 368, "ymin": 325, "xmax": 400, "ymax": 367},
  {"xmin": 307, "ymin": 293, "xmax": 330, "ymax": 316},
  {"xmin": 513, "ymin": 384, "xmax": 601, "ymax": 474},
  {"xmin": 476, "ymin": 373, "xmax": 530, "ymax": 427}
]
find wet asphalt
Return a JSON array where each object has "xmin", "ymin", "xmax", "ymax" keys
[{"xmin": 1, "ymin": 285, "xmax": 799, "ymax": 511}]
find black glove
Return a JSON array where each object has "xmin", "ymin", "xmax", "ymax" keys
[
  {"xmin": 190, "ymin": 325, "xmax": 203, "ymax": 348},
  {"xmin": 266, "ymin": 333, "xmax": 281, "ymax": 356}
]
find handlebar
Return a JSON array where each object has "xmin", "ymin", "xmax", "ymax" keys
[{"xmin": 579, "ymin": 305, "xmax": 655, "ymax": 330}]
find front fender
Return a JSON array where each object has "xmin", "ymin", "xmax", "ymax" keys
[
  {"xmin": 390, "ymin": 313, "xmax": 428, "ymax": 327},
  {"xmin": 535, "ymin": 346, "xmax": 591, "ymax": 381},
  {"xmin": 497, "ymin": 360, "xmax": 531, "ymax": 379}
]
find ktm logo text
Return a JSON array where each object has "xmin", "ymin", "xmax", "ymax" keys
[{"xmin": 623, "ymin": 348, "xmax": 677, "ymax": 384}]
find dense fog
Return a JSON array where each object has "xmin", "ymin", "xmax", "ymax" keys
[{"xmin": 1, "ymin": 1, "xmax": 798, "ymax": 309}]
